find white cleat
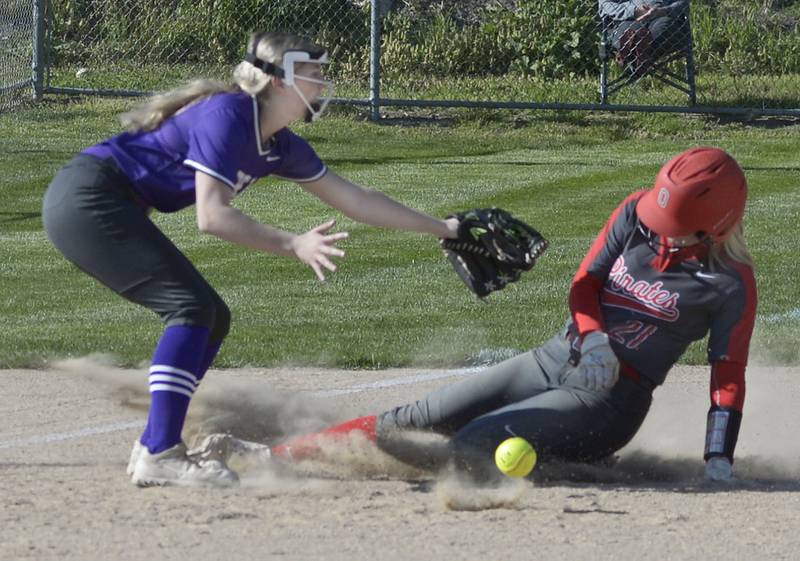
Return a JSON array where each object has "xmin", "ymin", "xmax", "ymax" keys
[
  {"xmin": 126, "ymin": 439, "xmax": 143, "ymax": 476},
  {"xmin": 131, "ymin": 442, "xmax": 239, "ymax": 488},
  {"xmin": 190, "ymin": 433, "xmax": 272, "ymax": 470}
]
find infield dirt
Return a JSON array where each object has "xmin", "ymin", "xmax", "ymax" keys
[{"xmin": 2, "ymin": 360, "xmax": 800, "ymax": 561}]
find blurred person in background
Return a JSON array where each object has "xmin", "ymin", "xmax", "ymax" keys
[{"xmin": 599, "ymin": 0, "xmax": 691, "ymax": 76}]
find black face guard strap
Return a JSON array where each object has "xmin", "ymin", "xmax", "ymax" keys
[
  {"xmin": 245, "ymin": 33, "xmax": 285, "ymax": 78},
  {"xmin": 637, "ymin": 221, "xmax": 712, "ymax": 253}
]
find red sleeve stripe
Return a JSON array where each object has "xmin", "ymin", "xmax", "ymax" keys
[
  {"xmin": 569, "ymin": 274, "xmax": 605, "ymax": 335},
  {"xmin": 725, "ymin": 263, "xmax": 758, "ymax": 365},
  {"xmin": 709, "ymin": 360, "xmax": 746, "ymax": 411},
  {"xmin": 569, "ymin": 190, "xmax": 647, "ymax": 336}
]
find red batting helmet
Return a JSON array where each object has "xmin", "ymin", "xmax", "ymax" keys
[{"xmin": 636, "ymin": 147, "xmax": 747, "ymax": 243}]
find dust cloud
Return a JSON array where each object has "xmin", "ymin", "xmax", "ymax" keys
[{"xmin": 50, "ymin": 356, "xmax": 800, "ymax": 499}]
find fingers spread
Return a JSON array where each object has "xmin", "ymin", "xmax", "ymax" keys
[
  {"xmin": 322, "ymin": 246, "xmax": 345, "ymax": 258},
  {"xmin": 317, "ymin": 254, "xmax": 337, "ymax": 272},
  {"xmin": 313, "ymin": 219, "xmax": 337, "ymax": 234},
  {"xmin": 325, "ymin": 231, "xmax": 349, "ymax": 242},
  {"xmin": 311, "ymin": 262, "xmax": 325, "ymax": 282}
]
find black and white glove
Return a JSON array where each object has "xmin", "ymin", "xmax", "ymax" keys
[
  {"xmin": 440, "ymin": 207, "xmax": 548, "ymax": 298},
  {"xmin": 575, "ymin": 331, "xmax": 620, "ymax": 391}
]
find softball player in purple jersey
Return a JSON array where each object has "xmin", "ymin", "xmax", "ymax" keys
[
  {"xmin": 42, "ymin": 32, "xmax": 458, "ymax": 487},
  {"xmin": 227, "ymin": 147, "xmax": 756, "ymax": 484}
]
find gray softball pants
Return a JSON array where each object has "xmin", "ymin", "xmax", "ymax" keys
[
  {"xmin": 42, "ymin": 154, "xmax": 230, "ymax": 343},
  {"xmin": 377, "ymin": 330, "xmax": 653, "ymax": 479}
]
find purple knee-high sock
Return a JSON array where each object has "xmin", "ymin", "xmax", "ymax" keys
[
  {"xmin": 197, "ymin": 342, "xmax": 222, "ymax": 382},
  {"xmin": 139, "ymin": 340, "xmax": 222, "ymax": 449},
  {"xmin": 141, "ymin": 325, "xmax": 210, "ymax": 454}
]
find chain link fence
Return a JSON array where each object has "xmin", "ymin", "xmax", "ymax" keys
[
  {"xmin": 10, "ymin": 0, "xmax": 800, "ymax": 116},
  {"xmin": 375, "ymin": 0, "xmax": 800, "ymax": 115},
  {"xmin": 45, "ymin": 0, "xmax": 372, "ymax": 99},
  {"xmin": 0, "ymin": 0, "xmax": 38, "ymax": 112}
]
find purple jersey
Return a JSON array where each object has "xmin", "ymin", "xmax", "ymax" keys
[
  {"xmin": 570, "ymin": 191, "xmax": 757, "ymax": 386},
  {"xmin": 83, "ymin": 92, "xmax": 327, "ymax": 213}
]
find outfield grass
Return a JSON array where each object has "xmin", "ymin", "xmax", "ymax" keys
[
  {"xmin": 48, "ymin": 66, "xmax": 800, "ymax": 110},
  {"xmin": 0, "ymin": 98, "xmax": 798, "ymax": 369}
]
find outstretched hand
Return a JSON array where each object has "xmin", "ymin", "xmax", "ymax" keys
[
  {"xmin": 292, "ymin": 219, "xmax": 348, "ymax": 282},
  {"xmin": 442, "ymin": 216, "xmax": 460, "ymax": 239}
]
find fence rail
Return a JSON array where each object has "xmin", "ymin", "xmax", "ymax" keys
[{"xmin": 2, "ymin": 0, "xmax": 800, "ymax": 117}]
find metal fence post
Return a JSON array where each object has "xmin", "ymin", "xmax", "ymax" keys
[
  {"xmin": 369, "ymin": 0, "xmax": 382, "ymax": 121},
  {"xmin": 36, "ymin": 1, "xmax": 800, "ymax": 117},
  {"xmin": 31, "ymin": 0, "xmax": 45, "ymax": 101}
]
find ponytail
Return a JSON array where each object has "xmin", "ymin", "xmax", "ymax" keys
[{"xmin": 120, "ymin": 79, "xmax": 238, "ymax": 132}]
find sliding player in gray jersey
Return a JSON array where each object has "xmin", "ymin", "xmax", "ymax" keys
[
  {"xmin": 42, "ymin": 32, "xmax": 459, "ymax": 487},
  {"xmin": 207, "ymin": 147, "xmax": 756, "ymax": 483}
]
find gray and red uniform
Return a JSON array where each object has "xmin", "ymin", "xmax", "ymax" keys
[{"xmin": 376, "ymin": 191, "xmax": 757, "ymax": 478}]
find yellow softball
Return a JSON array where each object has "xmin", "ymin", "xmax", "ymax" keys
[{"xmin": 494, "ymin": 437, "xmax": 537, "ymax": 478}]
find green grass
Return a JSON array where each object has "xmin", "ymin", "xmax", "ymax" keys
[
  {"xmin": 1, "ymin": 97, "xmax": 799, "ymax": 369},
  {"xmin": 47, "ymin": 65, "xmax": 800, "ymax": 110}
]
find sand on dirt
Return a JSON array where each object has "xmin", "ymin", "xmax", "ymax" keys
[{"xmin": 2, "ymin": 358, "xmax": 800, "ymax": 561}]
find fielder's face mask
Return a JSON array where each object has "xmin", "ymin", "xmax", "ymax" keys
[{"xmin": 245, "ymin": 44, "xmax": 333, "ymax": 122}]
